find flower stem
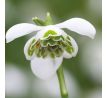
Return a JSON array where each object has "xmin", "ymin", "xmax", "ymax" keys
[{"xmin": 57, "ymin": 65, "xmax": 68, "ymax": 98}]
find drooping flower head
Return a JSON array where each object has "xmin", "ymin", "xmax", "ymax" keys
[{"xmin": 6, "ymin": 13, "xmax": 96, "ymax": 79}]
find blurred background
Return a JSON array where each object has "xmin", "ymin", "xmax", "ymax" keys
[{"xmin": 5, "ymin": 0, "xmax": 102, "ymax": 98}]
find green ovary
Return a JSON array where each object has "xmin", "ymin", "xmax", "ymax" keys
[{"xmin": 28, "ymin": 35, "xmax": 74, "ymax": 58}]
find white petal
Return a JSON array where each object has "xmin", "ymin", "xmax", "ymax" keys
[
  {"xmin": 31, "ymin": 56, "xmax": 63, "ymax": 80},
  {"xmin": 63, "ymin": 36, "xmax": 78, "ymax": 58},
  {"xmin": 55, "ymin": 18, "xmax": 96, "ymax": 39},
  {"xmin": 6, "ymin": 23, "xmax": 43, "ymax": 43},
  {"xmin": 35, "ymin": 25, "xmax": 67, "ymax": 40},
  {"xmin": 24, "ymin": 36, "xmax": 36, "ymax": 60}
]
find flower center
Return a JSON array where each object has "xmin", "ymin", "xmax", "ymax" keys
[{"xmin": 28, "ymin": 31, "xmax": 74, "ymax": 58}]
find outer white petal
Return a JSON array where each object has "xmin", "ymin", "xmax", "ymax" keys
[
  {"xmin": 6, "ymin": 23, "xmax": 43, "ymax": 43},
  {"xmin": 55, "ymin": 18, "xmax": 96, "ymax": 39},
  {"xmin": 24, "ymin": 36, "xmax": 37, "ymax": 60},
  {"xmin": 63, "ymin": 36, "xmax": 78, "ymax": 58},
  {"xmin": 35, "ymin": 25, "xmax": 67, "ymax": 40},
  {"xmin": 31, "ymin": 56, "xmax": 63, "ymax": 80}
]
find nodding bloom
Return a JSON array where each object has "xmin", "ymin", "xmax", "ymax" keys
[{"xmin": 6, "ymin": 15, "xmax": 96, "ymax": 79}]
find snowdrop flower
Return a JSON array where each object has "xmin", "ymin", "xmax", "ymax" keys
[
  {"xmin": 6, "ymin": 13, "xmax": 96, "ymax": 80},
  {"xmin": 6, "ymin": 12, "xmax": 96, "ymax": 98}
]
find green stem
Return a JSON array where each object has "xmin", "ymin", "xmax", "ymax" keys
[{"xmin": 57, "ymin": 65, "xmax": 68, "ymax": 98}]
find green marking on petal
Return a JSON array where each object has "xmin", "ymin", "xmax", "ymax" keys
[
  {"xmin": 50, "ymin": 52, "xmax": 55, "ymax": 58},
  {"xmin": 41, "ymin": 38, "xmax": 58, "ymax": 47},
  {"xmin": 52, "ymin": 36, "xmax": 64, "ymax": 41},
  {"xmin": 42, "ymin": 48, "xmax": 48, "ymax": 58},
  {"xmin": 37, "ymin": 48, "xmax": 42, "ymax": 57},
  {"xmin": 43, "ymin": 30, "xmax": 57, "ymax": 38},
  {"xmin": 55, "ymin": 47, "xmax": 63, "ymax": 57},
  {"xmin": 66, "ymin": 35, "xmax": 71, "ymax": 41},
  {"xmin": 66, "ymin": 40, "xmax": 72, "ymax": 46},
  {"xmin": 48, "ymin": 39, "xmax": 57, "ymax": 46},
  {"xmin": 28, "ymin": 39, "xmax": 36, "ymax": 56},
  {"xmin": 35, "ymin": 48, "xmax": 39, "ymax": 55},
  {"xmin": 65, "ymin": 43, "xmax": 74, "ymax": 54},
  {"xmin": 28, "ymin": 34, "xmax": 75, "ymax": 58},
  {"xmin": 40, "ymin": 40, "xmax": 47, "ymax": 47}
]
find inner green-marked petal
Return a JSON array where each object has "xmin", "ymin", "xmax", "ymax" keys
[
  {"xmin": 28, "ymin": 39, "xmax": 36, "ymax": 56},
  {"xmin": 27, "ymin": 34, "xmax": 74, "ymax": 58},
  {"xmin": 43, "ymin": 30, "xmax": 57, "ymax": 37}
]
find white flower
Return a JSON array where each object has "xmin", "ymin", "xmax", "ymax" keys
[{"xmin": 6, "ymin": 18, "xmax": 96, "ymax": 79}]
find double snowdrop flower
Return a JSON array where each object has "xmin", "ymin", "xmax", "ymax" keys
[{"xmin": 6, "ymin": 14, "xmax": 96, "ymax": 80}]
